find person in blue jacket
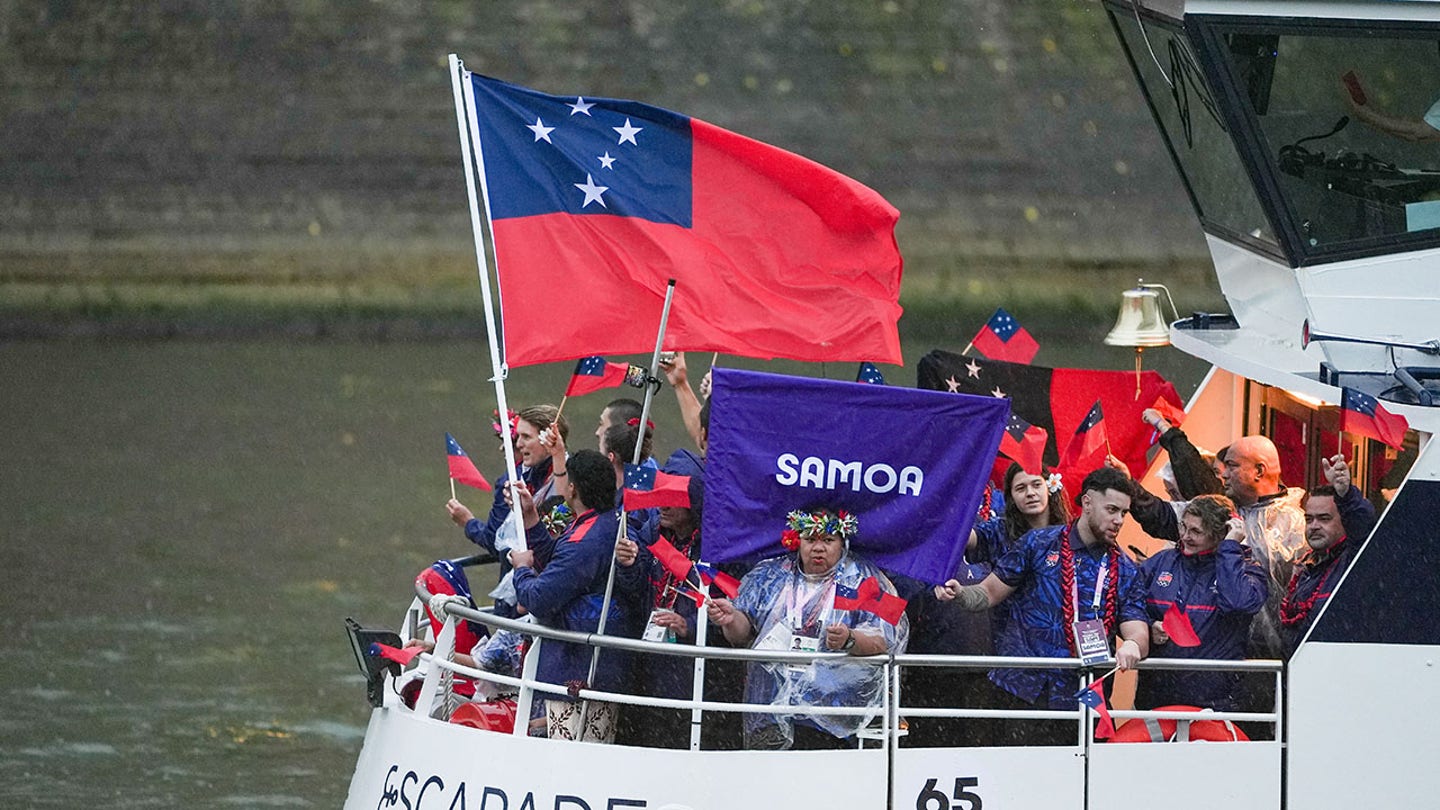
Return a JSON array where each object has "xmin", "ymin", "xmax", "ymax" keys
[
  {"xmin": 509, "ymin": 449, "xmax": 636, "ymax": 743},
  {"xmin": 1280, "ymin": 454, "xmax": 1378, "ymax": 656},
  {"xmin": 446, "ymin": 405, "xmax": 568, "ymax": 553},
  {"xmin": 1136, "ymin": 494, "xmax": 1268, "ymax": 711}
]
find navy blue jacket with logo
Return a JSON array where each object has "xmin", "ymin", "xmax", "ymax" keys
[{"xmin": 1136, "ymin": 539, "xmax": 1267, "ymax": 710}]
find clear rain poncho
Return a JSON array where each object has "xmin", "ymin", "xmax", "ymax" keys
[{"xmin": 732, "ymin": 552, "xmax": 909, "ymax": 748}]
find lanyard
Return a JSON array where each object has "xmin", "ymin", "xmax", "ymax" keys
[
  {"xmin": 786, "ymin": 574, "xmax": 836, "ymax": 633},
  {"xmin": 1070, "ymin": 558, "xmax": 1108, "ymax": 621}
]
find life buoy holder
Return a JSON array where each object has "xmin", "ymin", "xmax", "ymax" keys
[{"xmin": 1106, "ymin": 705, "xmax": 1249, "ymax": 743}]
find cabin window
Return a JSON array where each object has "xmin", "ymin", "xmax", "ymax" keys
[
  {"xmin": 1192, "ymin": 17, "xmax": 1440, "ymax": 263},
  {"xmin": 1261, "ymin": 384, "xmax": 1416, "ymax": 510}
]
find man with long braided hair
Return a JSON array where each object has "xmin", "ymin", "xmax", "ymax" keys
[{"xmin": 939, "ymin": 466, "xmax": 1149, "ymax": 745}]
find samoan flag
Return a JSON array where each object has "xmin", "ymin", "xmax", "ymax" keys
[
  {"xmin": 1162, "ymin": 601, "xmax": 1202, "ymax": 648},
  {"xmin": 1060, "ymin": 400, "xmax": 1108, "ymax": 473},
  {"xmin": 1075, "ymin": 681, "xmax": 1116, "ymax": 739},
  {"xmin": 566, "ymin": 355, "xmax": 630, "ymax": 397},
  {"xmin": 972, "ymin": 307, "xmax": 1040, "ymax": 364},
  {"xmin": 704, "ymin": 368, "xmax": 1008, "ymax": 584},
  {"xmin": 855, "ymin": 362, "xmax": 887, "ymax": 385},
  {"xmin": 623, "ymin": 463, "xmax": 692, "ymax": 510},
  {"xmin": 997, "ymin": 409, "xmax": 1048, "ymax": 476},
  {"xmin": 834, "ymin": 577, "xmax": 907, "ymax": 625},
  {"xmin": 446, "ymin": 433, "xmax": 492, "ymax": 491},
  {"xmin": 1341, "ymin": 387, "xmax": 1409, "ymax": 450},
  {"xmin": 695, "ymin": 561, "xmax": 740, "ymax": 599},
  {"xmin": 466, "ymin": 72, "xmax": 903, "ymax": 367}
]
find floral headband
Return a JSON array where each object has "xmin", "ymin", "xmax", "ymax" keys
[
  {"xmin": 1046, "ymin": 473, "xmax": 1063, "ymax": 494},
  {"xmin": 541, "ymin": 502, "xmax": 574, "ymax": 538},
  {"xmin": 491, "ymin": 408, "xmax": 519, "ymax": 438},
  {"xmin": 780, "ymin": 508, "xmax": 858, "ymax": 551}
]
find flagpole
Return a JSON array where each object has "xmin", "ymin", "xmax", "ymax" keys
[
  {"xmin": 552, "ymin": 394, "xmax": 570, "ymax": 440},
  {"xmin": 690, "ymin": 585, "xmax": 710, "ymax": 751},
  {"xmin": 450, "ymin": 477, "xmax": 456, "ymax": 501},
  {"xmin": 588, "ymin": 279, "xmax": 680, "ymax": 686},
  {"xmin": 451, "ymin": 55, "xmax": 524, "ymax": 549}
]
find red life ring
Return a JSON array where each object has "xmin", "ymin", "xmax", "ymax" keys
[
  {"xmin": 1106, "ymin": 705, "xmax": 1250, "ymax": 743},
  {"xmin": 449, "ymin": 699, "xmax": 518, "ymax": 734}
]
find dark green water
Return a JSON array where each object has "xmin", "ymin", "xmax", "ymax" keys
[{"xmin": 0, "ymin": 334, "xmax": 1209, "ymax": 806}]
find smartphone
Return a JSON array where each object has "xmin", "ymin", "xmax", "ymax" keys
[{"xmin": 1342, "ymin": 71, "xmax": 1367, "ymax": 106}]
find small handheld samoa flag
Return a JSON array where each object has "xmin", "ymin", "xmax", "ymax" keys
[
  {"xmin": 369, "ymin": 642, "xmax": 424, "ymax": 667},
  {"xmin": 695, "ymin": 561, "xmax": 740, "ymax": 599},
  {"xmin": 1341, "ymin": 387, "xmax": 1409, "ymax": 450},
  {"xmin": 1162, "ymin": 602, "xmax": 1202, "ymax": 648},
  {"xmin": 1060, "ymin": 400, "xmax": 1108, "ymax": 471},
  {"xmin": 1075, "ymin": 681, "xmax": 1116, "ymax": 740},
  {"xmin": 972, "ymin": 307, "xmax": 1040, "ymax": 365},
  {"xmin": 855, "ymin": 362, "xmax": 887, "ymax": 385},
  {"xmin": 624, "ymin": 463, "xmax": 692, "ymax": 510},
  {"xmin": 998, "ymin": 409, "xmax": 1048, "ymax": 476},
  {"xmin": 446, "ymin": 433, "xmax": 492, "ymax": 491},
  {"xmin": 1149, "ymin": 395, "xmax": 1186, "ymax": 429},
  {"xmin": 566, "ymin": 355, "xmax": 631, "ymax": 397},
  {"xmin": 646, "ymin": 535, "xmax": 696, "ymax": 583},
  {"xmin": 833, "ymin": 577, "xmax": 907, "ymax": 626}
]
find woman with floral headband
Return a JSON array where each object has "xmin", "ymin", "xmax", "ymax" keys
[{"xmin": 706, "ymin": 507, "xmax": 909, "ymax": 750}]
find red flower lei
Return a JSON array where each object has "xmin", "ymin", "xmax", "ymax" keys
[
  {"xmin": 1058, "ymin": 522, "xmax": 1121, "ymax": 654},
  {"xmin": 1279, "ymin": 546, "xmax": 1344, "ymax": 627}
]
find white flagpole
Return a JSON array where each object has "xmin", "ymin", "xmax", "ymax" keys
[
  {"xmin": 587, "ymin": 279, "xmax": 679, "ymax": 687},
  {"xmin": 449, "ymin": 55, "xmax": 524, "ymax": 546}
]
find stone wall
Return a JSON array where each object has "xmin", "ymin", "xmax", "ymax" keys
[{"xmin": 0, "ymin": 0, "xmax": 1208, "ymax": 282}]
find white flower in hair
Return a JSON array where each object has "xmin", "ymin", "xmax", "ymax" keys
[{"xmin": 1046, "ymin": 473, "xmax": 1063, "ymax": 493}]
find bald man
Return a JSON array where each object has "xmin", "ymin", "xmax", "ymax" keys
[{"xmin": 1126, "ymin": 434, "xmax": 1306, "ymax": 658}]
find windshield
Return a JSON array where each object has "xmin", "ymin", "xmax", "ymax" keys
[
  {"xmin": 1110, "ymin": 7, "xmax": 1440, "ymax": 265},
  {"xmin": 1204, "ymin": 18, "xmax": 1440, "ymax": 260}
]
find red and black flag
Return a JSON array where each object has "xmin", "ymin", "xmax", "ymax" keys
[{"xmin": 918, "ymin": 349, "xmax": 1183, "ymax": 480}]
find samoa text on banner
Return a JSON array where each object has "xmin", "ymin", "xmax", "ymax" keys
[
  {"xmin": 466, "ymin": 73, "xmax": 904, "ymax": 367},
  {"xmin": 702, "ymin": 368, "xmax": 1008, "ymax": 585}
]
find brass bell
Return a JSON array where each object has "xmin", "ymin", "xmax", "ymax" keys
[{"xmin": 1104, "ymin": 287, "xmax": 1171, "ymax": 347}]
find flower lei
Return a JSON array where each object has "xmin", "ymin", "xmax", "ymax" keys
[
  {"xmin": 1279, "ymin": 542, "xmax": 1346, "ymax": 626},
  {"xmin": 541, "ymin": 502, "xmax": 574, "ymax": 538},
  {"xmin": 978, "ymin": 485, "xmax": 994, "ymax": 522},
  {"xmin": 1057, "ymin": 522, "xmax": 1121, "ymax": 654},
  {"xmin": 781, "ymin": 508, "xmax": 858, "ymax": 551}
]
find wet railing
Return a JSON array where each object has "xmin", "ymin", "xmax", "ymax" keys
[{"xmin": 407, "ymin": 583, "xmax": 1283, "ymax": 750}]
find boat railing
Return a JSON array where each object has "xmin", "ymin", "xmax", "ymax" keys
[{"xmin": 407, "ymin": 584, "xmax": 1283, "ymax": 748}]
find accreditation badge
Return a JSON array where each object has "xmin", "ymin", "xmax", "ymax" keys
[
  {"xmin": 642, "ymin": 609, "xmax": 677, "ymax": 644},
  {"xmin": 1072, "ymin": 618, "xmax": 1111, "ymax": 666},
  {"xmin": 786, "ymin": 632, "xmax": 820, "ymax": 674}
]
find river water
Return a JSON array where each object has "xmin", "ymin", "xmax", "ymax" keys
[{"xmin": 0, "ymin": 337, "xmax": 1206, "ymax": 807}]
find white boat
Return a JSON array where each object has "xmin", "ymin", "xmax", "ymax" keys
[{"xmin": 346, "ymin": 2, "xmax": 1440, "ymax": 808}]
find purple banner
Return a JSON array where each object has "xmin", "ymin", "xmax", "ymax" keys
[{"xmin": 702, "ymin": 368, "xmax": 1008, "ymax": 584}]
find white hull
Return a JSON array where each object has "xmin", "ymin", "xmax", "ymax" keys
[{"xmin": 346, "ymin": 705, "xmax": 1281, "ymax": 810}]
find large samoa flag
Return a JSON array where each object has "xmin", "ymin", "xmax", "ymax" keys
[
  {"xmin": 468, "ymin": 73, "xmax": 904, "ymax": 367},
  {"xmin": 703, "ymin": 368, "xmax": 1009, "ymax": 585}
]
